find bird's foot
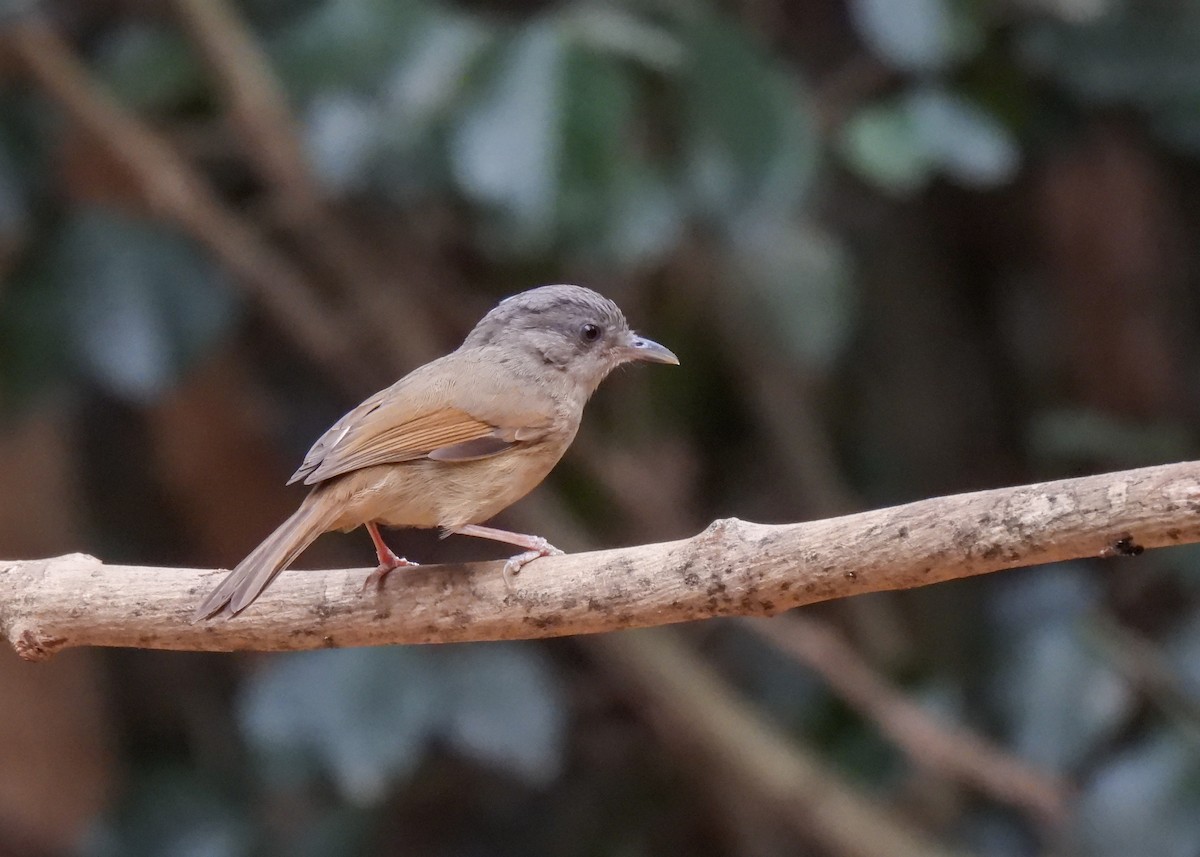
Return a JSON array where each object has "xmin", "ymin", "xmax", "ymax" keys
[
  {"xmin": 361, "ymin": 552, "xmax": 418, "ymax": 594},
  {"xmin": 501, "ymin": 537, "xmax": 564, "ymax": 590}
]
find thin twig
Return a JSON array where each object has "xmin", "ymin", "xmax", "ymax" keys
[
  {"xmin": 4, "ymin": 18, "xmax": 375, "ymax": 389},
  {"xmin": 172, "ymin": 0, "xmax": 441, "ymax": 367},
  {"xmin": 2, "ymin": 461, "xmax": 1199, "ymax": 659},
  {"xmin": 591, "ymin": 629, "xmax": 973, "ymax": 857},
  {"xmin": 1088, "ymin": 613, "xmax": 1200, "ymax": 742},
  {"xmin": 747, "ymin": 616, "xmax": 1069, "ymax": 826}
]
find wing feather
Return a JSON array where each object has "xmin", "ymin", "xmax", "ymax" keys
[{"xmin": 286, "ymin": 352, "xmax": 557, "ymax": 486}]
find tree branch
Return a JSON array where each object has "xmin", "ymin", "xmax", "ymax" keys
[
  {"xmin": 171, "ymin": 0, "xmax": 443, "ymax": 368},
  {"xmin": 4, "ymin": 18, "xmax": 379, "ymax": 389},
  {"xmin": 2, "ymin": 461, "xmax": 1198, "ymax": 661},
  {"xmin": 746, "ymin": 616, "xmax": 1068, "ymax": 825},
  {"xmin": 592, "ymin": 630, "xmax": 972, "ymax": 857}
]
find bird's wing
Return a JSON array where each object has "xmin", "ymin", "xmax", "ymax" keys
[{"xmin": 288, "ymin": 355, "xmax": 556, "ymax": 486}]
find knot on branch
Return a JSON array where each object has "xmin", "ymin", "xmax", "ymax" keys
[
  {"xmin": 701, "ymin": 516, "xmax": 749, "ymax": 544},
  {"xmin": 12, "ymin": 627, "xmax": 67, "ymax": 662}
]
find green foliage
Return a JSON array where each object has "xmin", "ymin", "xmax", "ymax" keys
[
  {"xmin": 271, "ymin": 0, "xmax": 439, "ymax": 96},
  {"xmin": 843, "ymin": 0, "xmax": 1020, "ymax": 193},
  {"xmin": 272, "ymin": 1, "xmax": 820, "ymax": 264},
  {"xmin": 9, "ymin": 2, "xmax": 1200, "ymax": 854},
  {"xmin": 679, "ymin": 14, "xmax": 817, "ymax": 221},
  {"xmin": 840, "ymin": 85, "xmax": 1019, "ymax": 192},
  {"xmin": 848, "ymin": 0, "xmax": 983, "ymax": 72},
  {"xmin": 1019, "ymin": 4, "xmax": 1200, "ymax": 153},
  {"xmin": 238, "ymin": 644, "xmax": 566, "ymax": 804},
  {"xmin": 3, "ymin": 208, "xmax": 237, "ymax": 408},
  {"xmin": 47, "ymin": 208, "xmax": 238, "ymax": 403},
  {"xmin": 83, "ymin": 767, "xmax": 252, "ymax": 857},
  {"xmin": 95, "ymin": 24, "xmax": 208, "ymax": 112},
  {"xmin": 451, "ymin": 19, "xmax": 567, "ymax": 253}
]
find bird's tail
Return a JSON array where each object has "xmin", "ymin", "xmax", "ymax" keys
[{"xmin": 191, "ymin": 492, "xmax": 336, "ymax": 622}]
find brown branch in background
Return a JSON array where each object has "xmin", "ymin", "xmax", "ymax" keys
[
  {"xmin": 498, "ymin": 494, "xmax": 963, "ymax": 855},
  {"xmin": 592, "ymin": 629, "xmax": 972, "ymax": 857},
  {"xmin": 3, "ymin": 18, "xmax": 377, "ymax": 390},
  {"xmin": 2, "ymin": 461, "xmax": 1200, "ymax": 660},
  {"xmin": 172, "ymin": 0, "xmax": 441, "ymax": 369},
  {"xmin": 668, "ymin": 237, "xmax": 914, "ymax": 661},
  {"xmin": 569, "ymin": 435, "xmax": 1065, "ymax": 827},
  {"xmin": 747, "ymin": 616, "xmax": 1069, "ymax": 826},
  {"xmin": 171, "ymin": 0, "xmax": 321, "ymax": 220},
  {"xmin": 1088, "ymin": 613, "xmax": 1200, "ymax": 741}
]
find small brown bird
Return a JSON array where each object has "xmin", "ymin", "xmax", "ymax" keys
[{"xmin": 193, "ymin": 284, "xmax": 678, "ymax": 620}]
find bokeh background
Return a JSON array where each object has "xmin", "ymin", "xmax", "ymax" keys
[{"xmin": 2, "ymin": 0, "xmax": 1200, "ymax": 855}]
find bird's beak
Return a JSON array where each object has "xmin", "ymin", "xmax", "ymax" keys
[{"xmin": 621, "ymin": 333, "xmax": 679, "ymax": 365}]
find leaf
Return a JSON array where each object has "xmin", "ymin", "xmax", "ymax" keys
[
  {"xmin": 839, "ymin": 99, "xmax": 934, "ymax": 195},
  {"xmin": 271, "ymin": 0, "xmax": 436, "ymax": 98},
  {"xmin": 680, "ymin": 14, "xmax": 818, "ymax": 219},
  {"xmin": 563, "ymin": 5, "xmax": 684, "ymax": 71},
  {"xmin": 380, "ymin": 12, "xmax": 494, "ymax": 142},
  {"xmin": 300, "ymin": 12, "xmax": 493, "ymax": 198},
  {"xmin": 557, "ymin": 45, "xmax": 637, "ymax": 251},
  {"xmin": 848, "ymin": 0, "xmax": 982, "ymax": 72},
  {"xmin": 840, "ymin": 87, "xmax": 1019, "ymax": 193},
  {"xmin": 449, "ymin": 20, "xmax": 565, "ymax": 252},
  {"xmin": 239, "ymin": 647, "xmax": 441, "ymax": 804},
  {"xmin": 906, "ymin": 86, "xmax": 1020, "ymax": 188},
  {"xmin": 988, "ymin": 564, "xmax": 1133, "ymax": 771},
  {"xmin": 49, "ymin": 208, "xmax": 238, "ymax": 402},
  {"xmin": 238, "ymin": 644, "xmax": 566, "ymax": 805},
  {"xmin": 1018, "ymin": 7, "xmax": 1200, "ymax": 155},
  {"xmin": 1019, "ymin": 8, "xmax": 1200, "ymax": 109},
  {"xmin": 303, "ymin": 92, "xmax": 385, "ymax": 192},
  {"xmin": 439, "ymin": 644, "xmax": 567, "ymax": 786}
]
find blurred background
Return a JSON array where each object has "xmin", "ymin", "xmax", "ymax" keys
[{"xmin": 2, "ymin": 0, "xmax": 1200, "ymax": 854}]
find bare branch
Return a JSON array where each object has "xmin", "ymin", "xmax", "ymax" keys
[
  {"xmin": 592, "ymin": 629, "xmax": 972, "ymax": 857},
  {"xmin": 172, "ymin": 0, "xmax": 443, "ymax": 368},
  {"xmin": 747, "ymin": 616, "xmax": 1069, "ymax": 825},
  {"xmin": 2, "ymin": 461, "xmax": 1198, "ymax": 660},
  {"xmin": 4, "ymin": 18, "xmax": 377, "ymax": 389},
  {"xmin": 172, "ymin": 0, "xmax": 322, "ymax": 220}
]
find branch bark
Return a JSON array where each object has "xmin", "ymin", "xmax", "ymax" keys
[{"xmin": 2, "ymin": 460, "xmax": 1198, "ymax": 660}]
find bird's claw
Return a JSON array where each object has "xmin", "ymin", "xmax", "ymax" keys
[
  {"xmin": 361, "ymin": 556, "xmax": 418, "ymax": 594},
  {"xmin": 501, "ymin": 538, "xmax": 562, "ymax": 590}
]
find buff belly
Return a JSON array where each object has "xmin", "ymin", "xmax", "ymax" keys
[{"xmin": 321, "ymin": 442, "xmax": 568, "ymax": 533}]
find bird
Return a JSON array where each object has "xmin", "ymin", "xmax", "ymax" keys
[{"xmin": 192, "ymin": 284, "xmax": 678, "ymax": 620}]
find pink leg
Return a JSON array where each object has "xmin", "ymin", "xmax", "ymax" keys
[
  {"xmin": 362, "ymin": 522, "xmax": 418, "ymax": 593},
  {"xmin": 449, "ymin": 524, "xmax": 564, "ymax": 588}
]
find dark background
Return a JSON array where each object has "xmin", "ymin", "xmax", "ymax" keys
[{"xmin": 2, "ymin": 1, "xmax": 1200, "ymax": 855}]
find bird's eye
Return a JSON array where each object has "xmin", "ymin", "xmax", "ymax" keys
[{"xmin": 580, "ymin": 323, "xmax": 602, "ymax": 343}]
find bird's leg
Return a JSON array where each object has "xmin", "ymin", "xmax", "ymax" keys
[
  {"xmin": 449, "ymin": 524, "xmax": 564, "ymax": 589},
  {"xmin": 362, "ymin": 522, "xmax": 418, "ymax": 593}
]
